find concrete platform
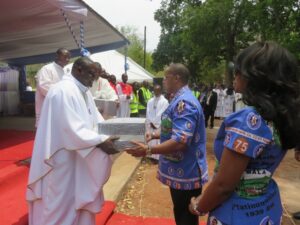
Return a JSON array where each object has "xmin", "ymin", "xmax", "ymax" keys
[
  {"xmin": 104, "ymin": 152, "xmax": 141, "ymax": 201},
  {"xmin": 0, "ymin": 116, "xmax": 142, "ymax": 202}
]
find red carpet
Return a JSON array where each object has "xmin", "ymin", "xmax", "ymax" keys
[
  {"xmin": 96, "ymin": 201, "xmax": 116, "ymax": 225},
  {"xmin": 0, "ymin": 129, "xmax": 205, "ymax": 225},
  {"xmin": 0, "ymin": 130, "xmax": 35, "ymax": 169},
  {"xmin": 0, "ymin": 165, "xmax": 29, "ymax": 225},
  {"xmin": 106, "ymin": 213, "xmax": 207, "ymax": 225}
]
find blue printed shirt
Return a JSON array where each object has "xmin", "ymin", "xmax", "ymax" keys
[
  {"xmin": 210, "ymin": 107, "xmax": 286, "ymax": 225},
  {"xmin": 157, "ymin": 86, "xmax": 208, "ymax": 190}
]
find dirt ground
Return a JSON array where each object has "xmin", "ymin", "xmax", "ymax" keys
[{"xmin": 115, "ymin": 119, "xmax": 299, "ymax": 225}]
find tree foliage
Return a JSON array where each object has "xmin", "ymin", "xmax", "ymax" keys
[
  {"xmin": 117, "ymin": 26, "xmax": 154, "ymax": 75},
  {"xmin": 153, "ymin": 0, "xmax": 300, "ymax": 84}
]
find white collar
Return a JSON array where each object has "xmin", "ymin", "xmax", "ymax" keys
[
  {"xmin": 66, "ymin": 75, "xmax": 89, "ymax": 93},
  {"xmin": 53, "ymin": 61, "xmax": 64, "ymax": 70}
]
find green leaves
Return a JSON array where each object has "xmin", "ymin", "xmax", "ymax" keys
[{"xmin": 153, "ymin": 0, "xmax": 300, "ymax": 85}]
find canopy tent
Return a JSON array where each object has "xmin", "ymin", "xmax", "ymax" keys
[
  {"xmin": 65, "ymin": 50, "xmax": 154, "ymax": 83},
  {"xmin": 0, "ymin": 0, "xmax": 128, "ymax": 65}
]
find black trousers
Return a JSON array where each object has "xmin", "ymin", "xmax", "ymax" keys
[
  {"xmin": 130, "ymin": 112, "xmax": 139, "ymax": 117},
  {"xmin": 170, "ymin": 188, "xmax": 202, "ymax": 225},
  {"xmin": 139, "ymin": 109, "xmax": 146, "ymax": 117},
  {"xmin": 204, "ymin": 108, "xmax": 215, "ymax": 128}
]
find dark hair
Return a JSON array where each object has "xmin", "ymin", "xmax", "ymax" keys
[
  {"xmin": 226, "ymin": 86, "xmax": 234, "ymax": 95},
  {"xmin": 56, "ymin": 48, "xmax": 69, "ymax": 55},
  {"xmin": 235, "ymin": 41, "xmax": 300, "ymax": 149},
  {"xmin": 165, "ymin": 63, "xmax": 190, "ymax": 84}
]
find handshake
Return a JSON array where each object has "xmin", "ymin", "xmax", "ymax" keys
[
  {"xmin": 97, "ymin": 130, "xmax": 158, "ymax": 156},
  {"xmin": 97, "ymin": 136, "xmax": 141, "ymax": 155}
]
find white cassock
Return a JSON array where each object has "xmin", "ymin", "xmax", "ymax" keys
[
  {"xmin": 27, "ymin": 75, "xmax": 112, "ymax": 225},
  {"xmin": 146, "ymin": 95, "xmax": 169, "ymax": 160},
  {"xmin": 90, "ymin": 77, "xmax": 118, "ymax": 100},
  {"xmin": 35, "ymin": 62, "xmax": 65, "ymax": 127},
  {"xmin": 214, "ymin": 88, "xmax": 225, "ymax": 118},
  {"xmin": 223, "ymin": 92, "xmax": 235, "ymax": 118},
  {"xmin": 116, "ymin": 83, "xmax": 132, "ymax": 118}
]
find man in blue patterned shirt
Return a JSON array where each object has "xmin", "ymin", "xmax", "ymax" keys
[{"xmin": 126, "ymin": 63, "xmax": 208, "ymax": 225}]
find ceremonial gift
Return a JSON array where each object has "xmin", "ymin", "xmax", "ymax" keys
[
  {"xmin": 94, "ymin": 99, "xmax": 117, "ymax": 117},
  {"xmin": 98, "ymin": 118, "xmax": 146, "ymax": 151}
]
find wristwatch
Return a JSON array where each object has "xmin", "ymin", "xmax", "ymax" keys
[{"xmin": 146, "ymin": 145, "xmax": 152, "ymax": 156}]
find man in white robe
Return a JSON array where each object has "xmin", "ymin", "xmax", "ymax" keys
[
  {"xmin": 90, "ymin": 63, "xmax": 118, "ymax": 101},
  {"xmin": 27, "ymin": 58, "xmax": 118, "ymax": 225},
  {"xmin": 146, "ymin": 85, "xmax": 169, "ymax": 160},
  {"xmin": 116, "ymin": 74, "xmax": 132, "ymax": 117},
  {"xmin": 214, "ymin": 84, "xmax": 225, "ymax": 118},
  {"xmin": 35, "ymin": 48, "xmax": 70, "ymax": 127}
]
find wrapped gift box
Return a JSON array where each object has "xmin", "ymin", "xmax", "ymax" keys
[
  {"xmin": 94, "ymin": 99, "xmax": 117, "ymax": 117},
  {"xmin": 98, "ymin": 118, "xmax": 146, "ymax": 151},
  {"xmin": 98, "ymin": 118, "xmax": 146, "ymax": 136}
]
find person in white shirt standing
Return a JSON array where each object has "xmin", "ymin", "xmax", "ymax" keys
[
  {"xmin": 35, "ymin": 48, "xmax": 71, "ymax": 127},
  {"xmin": 116, "ymin": 74, "xmax": 132, "ymax": 117},
  {"xmin": 27, "ymin": 57, "xmax": 118, "ymax": 225},
  {"xmin": 146, "ymin": 84, "xmax": 169, "ymax": 160},
  {"xmin": 90, "ymin": 63, "xmax": 118, "ymax": 101}
]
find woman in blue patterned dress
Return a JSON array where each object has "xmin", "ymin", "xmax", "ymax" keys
[{"xmin": 189, "ymin": 41, "xmax": 300, "ymax": 225}]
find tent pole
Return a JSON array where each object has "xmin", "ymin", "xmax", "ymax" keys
[
  {"xmin": 125, "ymin": 44, "xmax": 128, "ymax": 75},
  {"xmin": 143, "ymin": 26, "xmax": 146, "ymax": 69}
]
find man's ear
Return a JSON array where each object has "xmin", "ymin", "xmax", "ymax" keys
[{"xmin": 175, "ymin": 74, "xmax": 180, "ymax": 82}]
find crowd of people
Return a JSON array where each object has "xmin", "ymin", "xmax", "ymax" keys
[{"xmin": 27, "ymin": 41, "xmax": 300, "ymax": 225}]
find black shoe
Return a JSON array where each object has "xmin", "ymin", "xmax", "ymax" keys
[{"xmin": 293, "ymin": 212, "xmax": 300, "ymax": 220}]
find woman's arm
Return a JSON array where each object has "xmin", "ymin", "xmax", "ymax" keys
[
  {"xmin": 190, "ymin": 148, "xmax": 250, "ymax": 215},
  {"xmin": 125, "ymin": 139, "xmax": 186, "ymax": 157}
]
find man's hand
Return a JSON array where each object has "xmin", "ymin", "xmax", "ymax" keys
[
  {"xmin": 189, "ymin": 196, "xmax": 201, "ymax": 216},
  {"xmin": 125, "ymin": 142, "xmax": 147, "ymax": 157},
  {"xmin": 97, "ymin": 136, "xmax": 120, "ymax": 155}
]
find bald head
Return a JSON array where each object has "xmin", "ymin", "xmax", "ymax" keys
[
  {"xmin": 72, "ymin": 57, "xmax": 97, "ymax": 87},
  {"xmin": 72, "ymin": 57, "xmax": 93, "ymax": 71}
]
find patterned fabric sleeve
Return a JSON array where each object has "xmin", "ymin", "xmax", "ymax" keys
[
  {"xmin": 223, "ymin": 108, "xmax": 273, "ymax": 158},
  {"xmin": 171, "ymin": 100, "xmax": 198, "ymax": 146}
]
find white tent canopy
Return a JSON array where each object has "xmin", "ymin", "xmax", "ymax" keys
[
  {"xmin": 65, "ymin": 50, "xmax": 154, "ymax": 83},
  {"xmin": 0, "ymin": 0, "xmax": 128, "ymax": 65}
]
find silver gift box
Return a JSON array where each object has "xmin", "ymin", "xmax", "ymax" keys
[{"xmin": 98, "ymin": 118, "xmax": 146, "ymax": 151}]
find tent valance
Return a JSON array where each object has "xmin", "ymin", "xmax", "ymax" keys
[{"xmin": 0, "ymin": 0, "xmax": 129, "ymax": 65}]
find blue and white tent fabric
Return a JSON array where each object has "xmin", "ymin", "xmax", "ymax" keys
[
  {"xmin": 65, "ymin": 50, "xmax": 154, "ymax": 83},
  {"xmin": 0, "ymin": 0, "xmax": 128, "ymax": 65}
]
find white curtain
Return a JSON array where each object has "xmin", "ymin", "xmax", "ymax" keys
[{"xmin": 0, "ymin": 68, "xmax": 20, "ymax": 115}]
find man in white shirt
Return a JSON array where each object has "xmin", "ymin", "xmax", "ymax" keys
[
  {"xmin": 116, "ymin": 74, "xmax": 132, "ymax": 117},
  {"xmin": 27, "ymin": 57, "xmax": 119, "ymax": 225},
  {"xmin": 146, "ymin": 84, "xmax": 169, "ymax": 160},
  {"xmin": 90, "ymin": 63, "xmax": 118, "ymax": 101},
  {"xmin": 35, "ymin": 48, "xmax": 71, "ymax": 127}
]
